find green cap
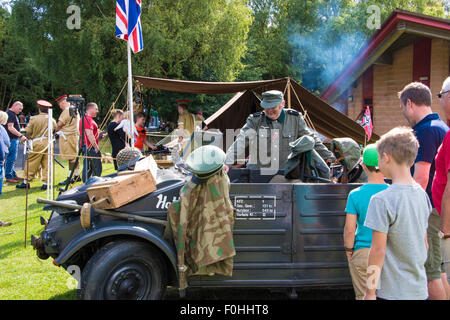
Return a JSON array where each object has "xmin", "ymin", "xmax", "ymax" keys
[
  {"xmin": 261, "ymin": 90, "xmax": 284, "ymax": 109},
  {"xmin": 185, "ymin": 145, "xmax": 226, "ymax": 180},
  {"xmin": 362, "ymin": 144, "xmax": 379, "ymax": 167}
]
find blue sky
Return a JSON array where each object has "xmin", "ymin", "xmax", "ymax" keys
[{"xmin": 0, "ymin": 0, "xmax": 11, "ymax": 13}]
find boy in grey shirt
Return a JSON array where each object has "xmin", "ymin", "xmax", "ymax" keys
[{"xmin": 364, "ymin": 127, "xmax": 432, "ymax": 300}]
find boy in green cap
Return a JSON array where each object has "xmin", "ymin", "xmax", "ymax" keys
[{"xmin": 343, "ymin": 143, "xmax": 388, "ymax": 300}]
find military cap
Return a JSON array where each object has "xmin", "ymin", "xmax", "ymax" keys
[
  {"xmin": 55, "ymin": 95, "xmax": 67, "ymax": 102},
  {"xmin": 36, "ymin": 100, "xmax": 52, "ymax": 108},
  {"xmin": 116, "ymin": 147, "xmax": 144, "ymax": 171},
  {"xmin": 176, "ymin": 99, "xmax": 191, "ymax": 105},
  {"xmin": 185, "ymin": 145, "xmax": 226, "ymax": 180},
  {"xmin": 260, "ymin": 90, "xmax": 284, "ymax": 109}
]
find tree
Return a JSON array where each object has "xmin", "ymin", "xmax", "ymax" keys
[
  {"xmin": 9, "ymin": 0, "xmax": 252, "ymax": 122},
  {"xmin": 0, "ymin": 6, "xmax": 49, "ymax": 113}
]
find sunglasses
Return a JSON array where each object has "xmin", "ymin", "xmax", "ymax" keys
[{"xmin": 437, "ymin": 90, "xmax": 449, "ymax": 99}]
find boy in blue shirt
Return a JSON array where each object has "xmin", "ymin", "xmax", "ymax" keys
[{"xmin": 344, "ymin": 144, "xmax": 388, "ymax": 299}]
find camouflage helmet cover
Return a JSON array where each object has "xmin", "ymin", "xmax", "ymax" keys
[{"xmin": 116, "ymin": 147, "xmax": 144, "ymax": 171}]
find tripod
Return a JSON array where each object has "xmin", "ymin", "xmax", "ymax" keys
[{"xmin": 63, "ymin": 98, "xmax": 99, "ymax": 192}]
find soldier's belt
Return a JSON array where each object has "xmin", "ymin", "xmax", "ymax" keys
[
  {"xmin": 32, "ymin": 137, "xmax": 49, "ymax": 143},
  {"xmin": 61, "ymin": 131, "xmax": 77, "ymax": 135}
]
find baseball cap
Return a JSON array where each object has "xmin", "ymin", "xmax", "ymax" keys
[{"xmin": 362, "ymin": 144, "xmax": 379, "ymax": 167}]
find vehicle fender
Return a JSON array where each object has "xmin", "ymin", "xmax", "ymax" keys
[{"xmin": 54, "ymin": 224, "xmax": 177, "ymax": 275}]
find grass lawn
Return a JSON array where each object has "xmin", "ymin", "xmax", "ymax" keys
[{"xmin": 0, "ymin": 145, "xmax": 116, "ymax": 300}]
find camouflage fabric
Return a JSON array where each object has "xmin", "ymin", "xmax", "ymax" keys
[
  {"xmin": 330, "ymin": 138, "xmax": 362, "ymax": 172},
  {"xmin": 166, "ymin": 169, "xmax": 236, "ymax": 291},
  {"xmin": 116, "ymin": 147, "xmax": 143, "ymax": 171}
]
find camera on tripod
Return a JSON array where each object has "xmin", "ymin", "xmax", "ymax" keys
[{"xmin": 67, "ymin": 95, "xmax": 85, "ymax": 118}]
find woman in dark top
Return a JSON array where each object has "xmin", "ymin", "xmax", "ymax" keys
[{"xmin": 107, "ymin": 109, "xmax": 126, "ymax": 170}]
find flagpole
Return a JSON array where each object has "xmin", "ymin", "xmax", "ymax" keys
[{"xmin": 127, "ymin": 41, "xmax": 135, "ymax": 145}]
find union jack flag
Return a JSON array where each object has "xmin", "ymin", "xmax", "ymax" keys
[
  {"xmin": 361, "ymin": 106, "xmax": 373, "ymax": 141},
  {"xmin": 116, "ymin": 0, "xmax": 143, "ymax": 53}
]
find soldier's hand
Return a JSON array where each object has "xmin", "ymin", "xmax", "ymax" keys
[{"xmin": 19, "ymin": 135, "xmax": 27, "ymax": 143}]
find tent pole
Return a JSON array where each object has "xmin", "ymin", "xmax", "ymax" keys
[{"xmin": 287, "ymin": 78, "xmax": 291, "ymax": 109}]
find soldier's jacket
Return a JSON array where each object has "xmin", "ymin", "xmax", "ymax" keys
[
  {"xmin": 177, "ymin": 111, "xmax": 203, "ymax": 138},
  {"xmin": 26, "ymin": 113, "xmax": 57, "ymax": 151},
  {"xmin": 166, "ymin": 169, "xmax": 236, "ymax": 291},
  {"xmin": 225, "ymin": 109, "xmax": 335, "ymax": 169},
  {"xmin": 58, "ymin": 108, "xmax": 79, "ymax": 135}
]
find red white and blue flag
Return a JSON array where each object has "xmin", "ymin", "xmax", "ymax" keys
[
  {"xmin": 116, "ymin": 0, "xmax": 143, "ymax": 53},
  {"xmin": 361, "ymin": 106, "xmax": 373, "ymax": 141}
]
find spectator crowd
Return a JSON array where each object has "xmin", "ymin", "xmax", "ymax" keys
[{"xmin": 344, "ymin": 77, "xmax": 450, "ymax": 300}]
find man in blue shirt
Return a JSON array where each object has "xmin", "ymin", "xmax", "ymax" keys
[{"xmin": 399, "ymin": 82, "xmax": 449, "ymax": 300}]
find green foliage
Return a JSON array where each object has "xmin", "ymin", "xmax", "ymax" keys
[
  {"xmin": 0, "ymin": 0, "xmax": 447, "ymax": 121},
  {"xmin": 7, "ymin": 0, "xmax": 252, "ymax": 121},
  {"xmin": 240, "ymin": 0, "xmax": 447, "ymax": 93},
  {"xmin": 0, "ymin": 6, "xmax": 50, "ymax": 113}
]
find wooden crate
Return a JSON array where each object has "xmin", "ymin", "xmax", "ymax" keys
[{"xmin": 86, "ymin": 170, "xmax": 156, "ymax": 209}]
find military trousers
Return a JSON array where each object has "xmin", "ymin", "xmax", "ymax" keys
[{"xmin": 24, "ymin": 142, "xmax": 49, "ymax": 183}]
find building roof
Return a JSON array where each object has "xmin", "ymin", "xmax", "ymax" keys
[{"xmin": 321, "ymin": 9, "xmax": 450, "ymax": 103}]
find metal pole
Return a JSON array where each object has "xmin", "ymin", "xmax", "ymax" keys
[
  {"xmin": 24, "ymin": 147, "xmax": 29, "ymax": 248},
  {"xmin": 47, "ymin": 108, "xmax": 53, "ymax": 200},
  {"xmin": 127, "ymin": 42, "xmax": 135, "ymax": 146}
]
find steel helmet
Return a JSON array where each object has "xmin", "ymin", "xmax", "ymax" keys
[
  {"xmin": 116, "ymin": 147, "xmax": 144, "ymax": 171},
  {"xmin": 185, "ymin": 145, "xmax": 226, "ymax": 180}
]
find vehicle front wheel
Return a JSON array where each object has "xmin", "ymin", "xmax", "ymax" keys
[{"xmin": 78, "ymin": 240, "xmax": 167, "ymax": 300}]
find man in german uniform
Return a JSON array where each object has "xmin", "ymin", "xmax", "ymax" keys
[
  {"xmin": 54, "ymin": 94, "xmax": 80, "ymax": 185},
  {"xmin": 225, "ymin": 90, "xmax": 335, "ymax": 171},
  {"xmin": 16, "ymin": 101, "xmax": 57, "ymax": 190}
]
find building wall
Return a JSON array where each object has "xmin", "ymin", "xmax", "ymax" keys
[{"xmin": 344, "ymin": 38, "xmax": 450, "ymax": 136}]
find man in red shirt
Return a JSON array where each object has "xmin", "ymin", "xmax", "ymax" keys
[
  {"xmin": 79, "ymin": 102, "xmax": 102, "ymax": 182},
  {"xmin": 433, "ymin": 77, "xmax": 450, "ymax": 299},
  {"xmin": 134, "ymin": 112, "xmax": 156, "ymax": 153}
]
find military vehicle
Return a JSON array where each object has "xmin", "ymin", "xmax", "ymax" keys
[
  {"xmin": 31, "ymin": 76, "xmax": 371, "ymax": 300},
  {"xmin": 32, "ymin": 164, "xmax": 361, "ymax": 300}
]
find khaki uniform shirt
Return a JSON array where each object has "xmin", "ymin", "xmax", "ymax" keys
[
  {"xmin": 26, "ymin": 114, "xmax": 56, "ymax": 142},
  {"xmin": 225, "ymin": 109, "xmax": 335, "ymax": 169},
  {"xmin": 177, "ymin": 111, "xmax": 203, "ymax": 138},
  {"xmin": 58, "ymin": 108, "xmax": 79, "ymax": 135}
]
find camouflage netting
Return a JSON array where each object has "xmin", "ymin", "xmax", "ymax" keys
[
  {"xmin": 165, "ymin": 169, "xmax": 236, "ymax": 291},
  {"xmin": 116, "ymin": 147, "xmax": 143, "ymax": 170},
  {"xmin": 330, "ymin": 138, "xmax": 362, "ymax": 172}
]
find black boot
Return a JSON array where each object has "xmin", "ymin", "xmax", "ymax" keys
[
  {"xmin": 16, "ymin": 182, "xmax": 30, "ymax": 189},
  {"xmin": 58, "ymin": 178, "xmax": 71, "ymax": 186},
  {"xmin": 41, "ymin": 184, "xmax": 48, "ymax": 190}
]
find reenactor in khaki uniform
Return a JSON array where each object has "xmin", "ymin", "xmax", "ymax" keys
[
  {"xmin": 54, "ymin": 94, "xmax": 80, "ymax": 185},
  {"xmin": 16, "ymin": 102, "xmax": 57, "ymax": 190},
  {"xmin": 176, "ymin": 99, "xmax": 204, "ymax": 142},
  {"xmin": 225, "ymin": 90, "xmax": 335, "ymax": 171}
]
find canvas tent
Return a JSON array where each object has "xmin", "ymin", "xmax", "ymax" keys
[{"xmin": 133, "ymin": 76, "xmax": 378, "ymax": 145}]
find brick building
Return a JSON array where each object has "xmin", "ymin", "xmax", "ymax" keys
[{"xmin": 321, "ymin": 9, "xmax": 450, "ymax": 136}]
